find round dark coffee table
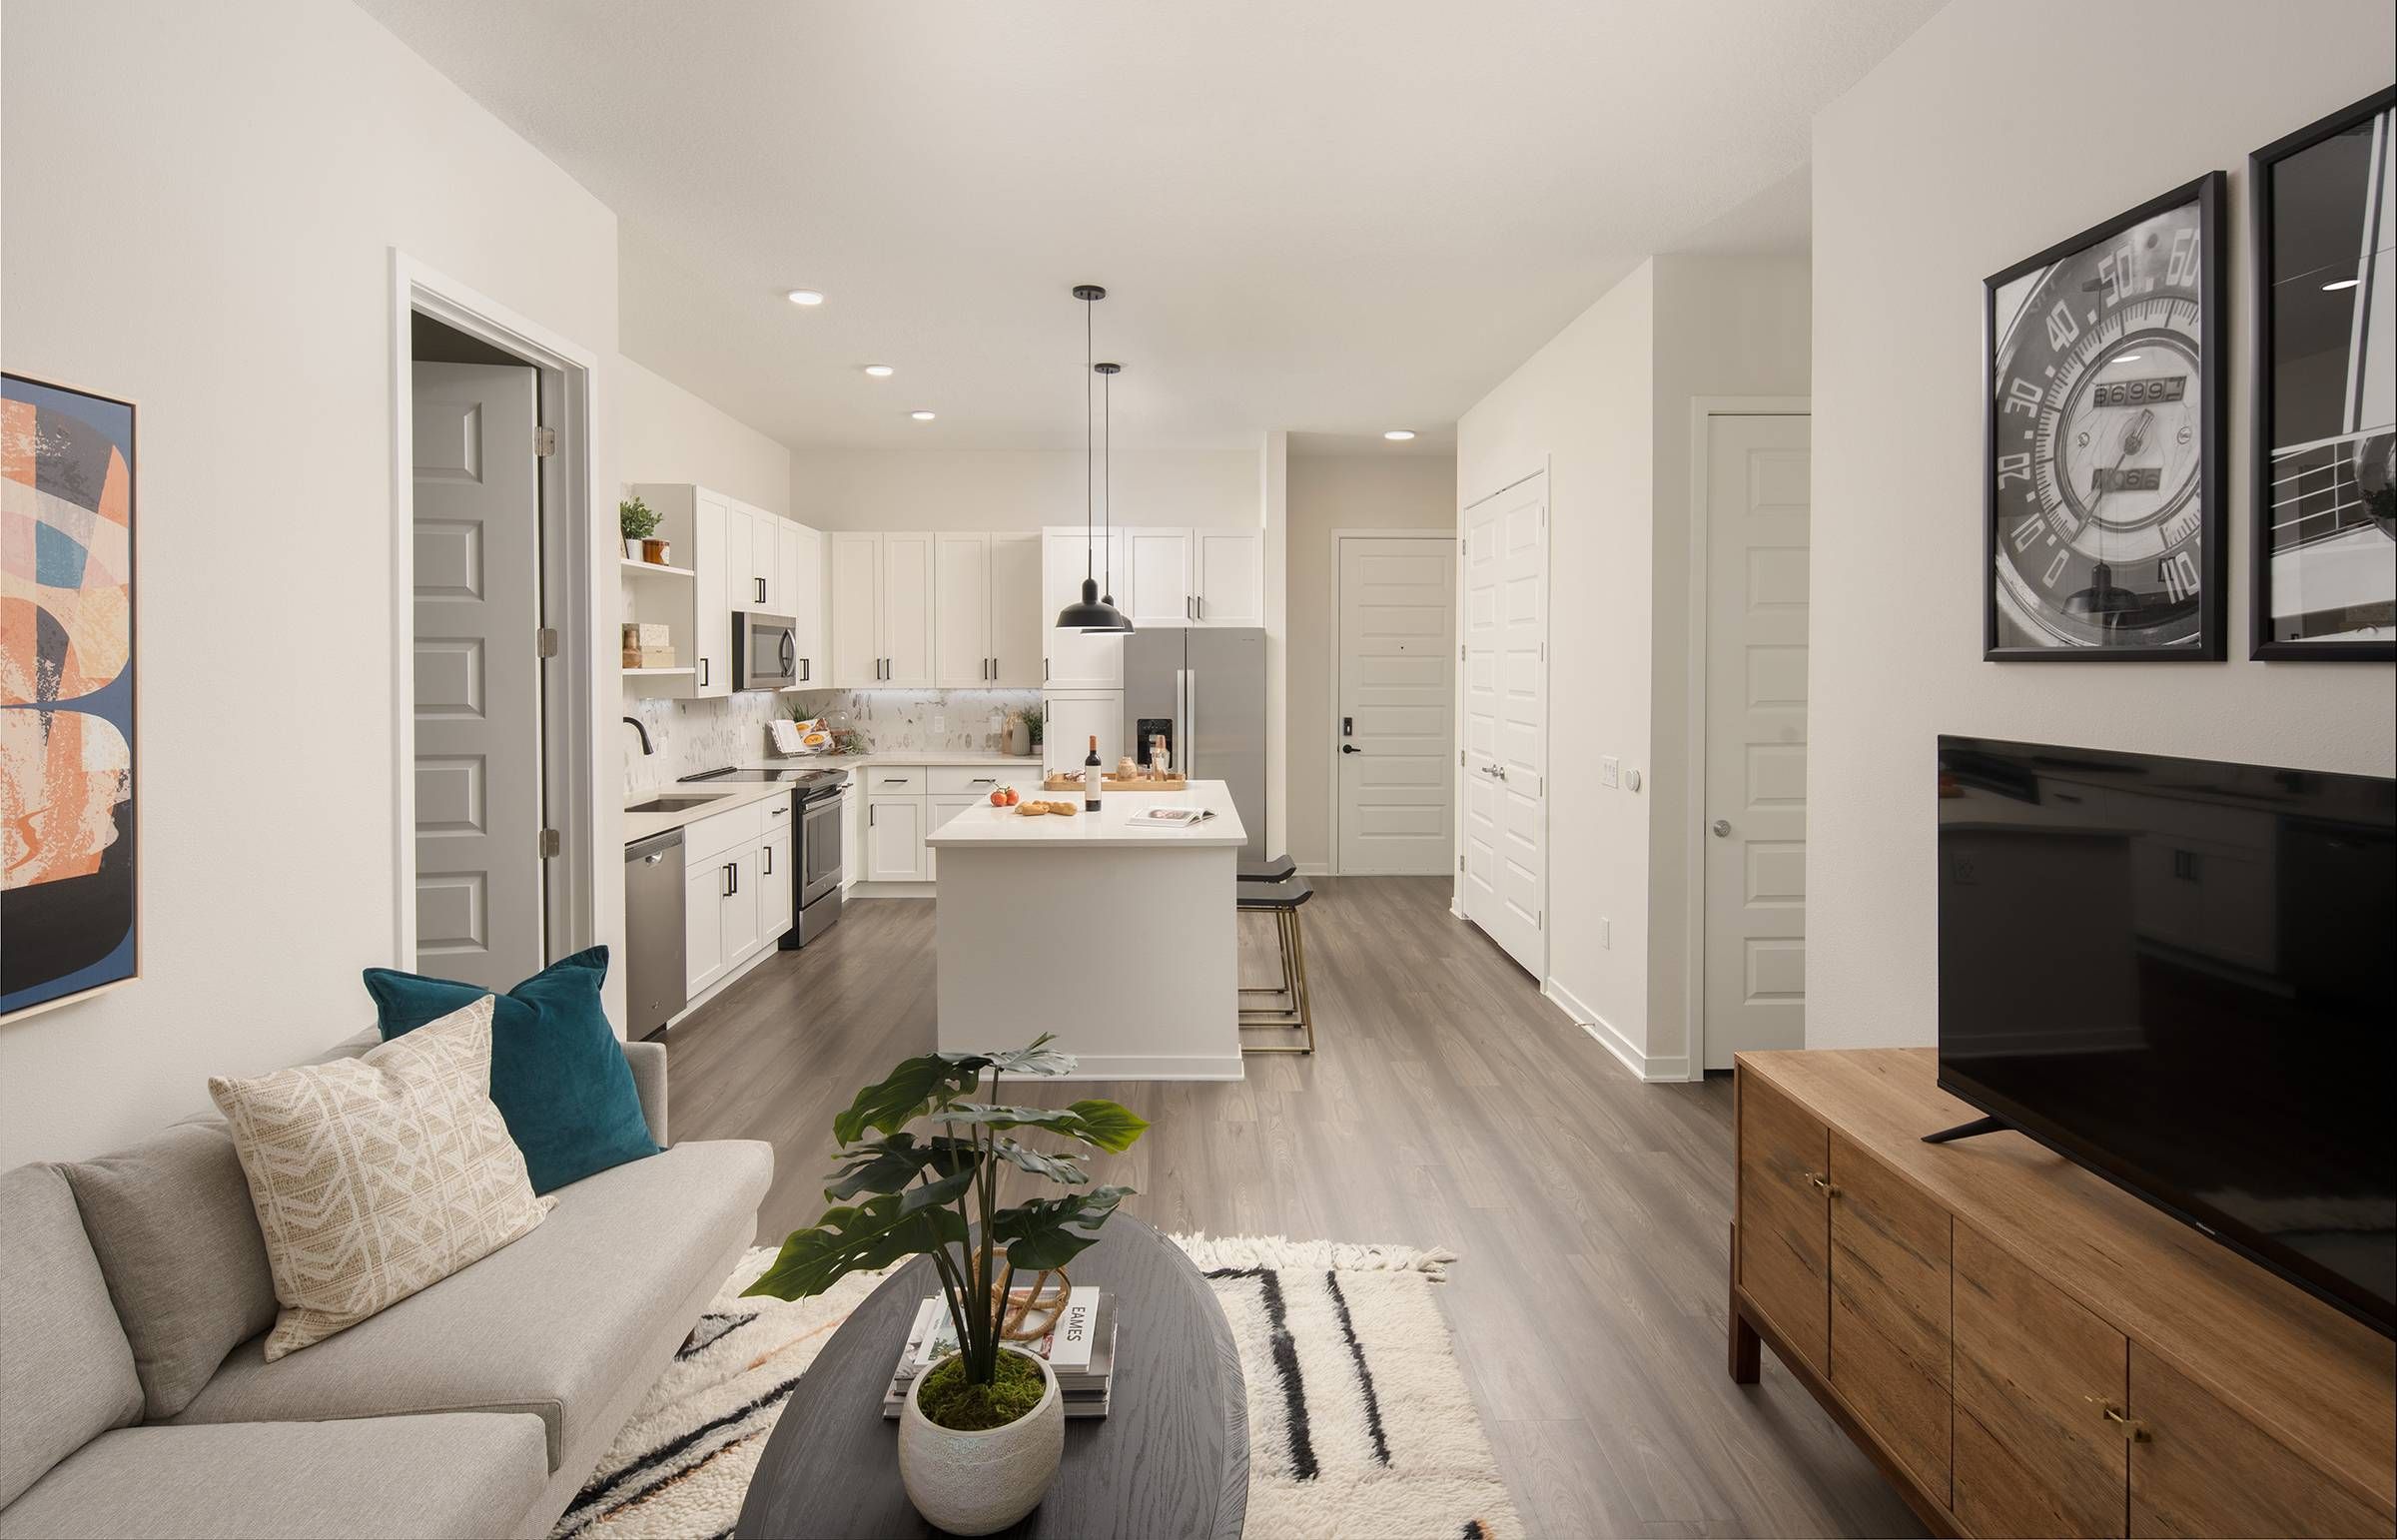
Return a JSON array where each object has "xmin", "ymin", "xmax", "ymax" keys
[{"xmin": 737, "ymin": 1214, "xmax": 1247, "ymax": 1539}]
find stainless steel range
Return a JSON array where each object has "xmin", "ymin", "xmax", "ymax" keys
[{"xmin": 679, "ymin": 765, "xmax": 849, "ymax": 948}]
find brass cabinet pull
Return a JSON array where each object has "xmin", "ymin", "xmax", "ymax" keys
[
  {"xmin": 1805, "ymin": 1171, "xmax": 1840, "ymax": 1196},
  {"xmin": 2083, "ymin": 1396, "xmax": 2151, "ymax": 1442}
]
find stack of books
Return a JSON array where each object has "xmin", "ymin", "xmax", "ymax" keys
[{"xmin": 882, "ymin": 1285, "xmax": 1118, "ymax": 1419}]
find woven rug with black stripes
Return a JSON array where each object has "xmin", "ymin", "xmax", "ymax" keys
[{"xmin": 552, "ymin": 1233, "xmax": 1520, "ymax": 1540}]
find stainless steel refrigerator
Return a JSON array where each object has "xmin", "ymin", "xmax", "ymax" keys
[{"xmin": 1122, "ymin": 626, "xmax": 1267, "ymax": 863}]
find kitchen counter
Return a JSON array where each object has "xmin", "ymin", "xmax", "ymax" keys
[
  {"xmin": 623, "ymin": 750, "xmax": 1039, "ymax": 844},
  {"xmin": 926, "ymin": 780, "xmax": 1246, "ymax": 850},
  {"xmin": 622, "ymin": 776, "xmax": 804, "ymax": 846},
  {"xmin": 930, "ymin": 779, "xmax": 1242, "ymax": 1081},
  {"xmin": 754, "ymin": 750, "xmax": 1036, "ymax": 771}
]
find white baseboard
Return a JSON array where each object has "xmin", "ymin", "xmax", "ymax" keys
[
  {"xmin": 1540, "ymin": 976, "xmax": 1689, "ymax": 1082},
  {"xmin": 1296, "ymin": 862, "xmax": 1331, "ymax": 877}
]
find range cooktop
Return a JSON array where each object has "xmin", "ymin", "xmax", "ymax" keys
[{"xmin": 679, "ymin": 765, "xmax": 849, "ymax": 797}]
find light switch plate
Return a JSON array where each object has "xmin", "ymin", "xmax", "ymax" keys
[
  {"xmin": 932, "ymin": 714, "xmax": 945, "ymax": 733},
  {"xmin": 1600, "ymin": 756, "xmax": 1620, "ymax": 789},
  {"xmin": 1599, "ymin": 917, "xmax": 1611, "ymax": 949}
]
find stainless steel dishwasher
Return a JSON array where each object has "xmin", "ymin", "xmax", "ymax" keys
[{"xmin": 624, "ymin": 828, "xmax": 687, "ymax": 1038}]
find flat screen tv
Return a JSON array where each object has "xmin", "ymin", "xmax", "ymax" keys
[{"xmin": 1937, "ymin": 736, "xmax": 2396, "ymax": 1337}]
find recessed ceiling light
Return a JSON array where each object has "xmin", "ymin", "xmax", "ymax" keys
[
  {"xmin": 910, "ymin": 410, "xmax": 937, "ymax": 421},
  {"xmin": 2323, "ymin": 278, "xmax": 2360, "ymax": 292},
  {"xmin": 785, "ymin": 289, "xmax": 825, "ymax": 306},
  {"xmin": 1383, "ymin": 429, "xmax": 1417, "ymax": 441},
  {"xmin": 863, "ymin": 365, "xmax": 895, "ymax": 378}
]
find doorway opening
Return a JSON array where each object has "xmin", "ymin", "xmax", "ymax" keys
[
  {"xmin": 1328, "ymin": 531, "xmax": 1456, "ymax": 875},
  {"xmin": 1688, "ymin": 402, "xmax": 1811, "ymax": 1071},
  {"xmin": 393, "ymin": 259, "xmax": 597, "ymax": 993}
]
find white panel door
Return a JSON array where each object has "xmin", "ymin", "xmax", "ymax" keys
[
  {"xmin": 720, "ymin": 847, "xmax": 763, "ymax": 965},
  {"xmin": 1335, "ymin": 537, "xmax": 1455, "ymax": 874},
  {"xmin": 1041, "ymin": 690, "xmax": 1122, "ymax": 778},
  {"xmin": 882, "ymin": 531, "xmax": 937, "ymax": 687},
  {"xmin": 784, "ymin": 521, "xmax": 823, "ymax": 686},
  {"xmin": 829, "ymin": 532, "xmax": 881, "ymax": 685},
  {"xmin": 1457, "ymin": 473, "xmax": 1546, "ymax": 974},
  {"xmin": 866, "ymin": 797, "xmax": 928, "ymax": 881},
  {"xmin": 988, "ymin": 532, "xmax": 1045, "ymax": 686},
  {"xmin": 411, "ymin": 362, "xmax": 544, "ymax": 991},
  {"xmin": 1043, "ymin": 528, "xmax": 1125, "ymax": 688},
  {"xmin": 1194, "ymin": 530, "xmax": 1263, "ymax": 625},
  {"xmin": 749, "ymin": 509, "xmax": 779, "ymax": 613},
  {"xmin": 1703, "ymin": 414, "xmax": 1812, "ymax": 1068},
  {"xmin": 1125, "ymin": 528, "xmax": 1193, "ymax": 626},
  {"xmin": 935, "ymin": 532, "xmax": 992, "ymax": 687}
]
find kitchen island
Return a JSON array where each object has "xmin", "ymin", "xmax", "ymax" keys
[{"xmin": 926, "ymin": 779, "xmax": 1246, "ymax": 1080}]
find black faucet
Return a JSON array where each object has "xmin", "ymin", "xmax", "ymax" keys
[{"xmin": 621, "ymin": 716, "xmax": 654, "ymax": 755}]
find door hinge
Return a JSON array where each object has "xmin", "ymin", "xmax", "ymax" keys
[
  {"xmin": 1457, "ymin": 854, "xmax": 1465, "ymax": 872},
  {"xmin": 1459, "ymin": 643, "xmax": 1466, "ymax": 661},
  {"xmin": 1458, "ymin": 749, "xmax": 1465, "ymax": 767},
  {"xmin": 535, "ymin": 626, "xmax": 559, "ymax": 659},
  {"xmin": 537, "ymin": 829, "xmax": 561, "ymax": 859},
  {"xmin": 532, "ymin": 424, "xmax": 558, "ymax": 458},
  {"xmin": 1536, "ymin": 908, "xmax": 1544, "ymax": 929}
]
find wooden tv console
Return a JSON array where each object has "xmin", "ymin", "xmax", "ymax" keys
[{"xmin": 1730, "ymin": 1050, "xmax": 2395, "ymax": 1539}]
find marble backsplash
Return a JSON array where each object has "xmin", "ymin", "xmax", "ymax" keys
[{"xmin": 623, "ymin": 687, "xmax": 1041, "ymax": 797}]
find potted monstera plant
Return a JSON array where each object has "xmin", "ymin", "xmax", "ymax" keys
[{"xmin": 744, "ymin": 1037, "xmax": 1147, "ymax": 1535}]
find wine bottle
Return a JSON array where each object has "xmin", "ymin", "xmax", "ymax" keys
[{"xmin": 1084, "ymin": 734, "xmax": 1103, "ymax": 812}]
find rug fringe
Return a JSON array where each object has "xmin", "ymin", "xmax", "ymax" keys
[{"xmin": 1169, "ymin": 1231, "xmax": 1457, "ymax": 1277}]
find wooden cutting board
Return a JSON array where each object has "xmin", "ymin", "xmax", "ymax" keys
[{"xmin": 1042, "ymin": 773, "xmax": 1189, "ymax": 792}]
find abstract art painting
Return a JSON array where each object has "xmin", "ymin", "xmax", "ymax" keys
[{"xmin": 2, "ymin": 374, "xmax": 137, "ymax": 1019}]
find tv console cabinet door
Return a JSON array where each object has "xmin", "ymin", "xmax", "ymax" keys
[
  {"xmin": 2127, "ymin": 1345, "xmax": 2388, "ymax": 1539},
  {"xmin": 1954, "ymin": 1220, "xmax": 2128, "ymax": 1538},
  {"xmin": 1737, "ymin": 1070, "xmax": 1831, "ymax": 1375},
  {"xmin": 1829, "ymin": 1132, "xmax": 1953, "ymax": 1506}
]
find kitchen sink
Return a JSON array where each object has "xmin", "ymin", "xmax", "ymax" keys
[{"xmin": 626, "ymin": 794, "xmax": 724, "ymax": 814}]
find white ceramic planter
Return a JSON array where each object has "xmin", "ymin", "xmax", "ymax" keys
[
  {"xmin": 897, "ymin": 1348, "xmax": 1064, "ymax": 1535},
  {"xmin": 623, "ymin": 538, "xmax": 642, "ymax": 560}
]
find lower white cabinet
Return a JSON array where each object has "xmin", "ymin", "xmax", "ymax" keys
[
  {"xmin": 679, "ymin": 795, "xmax": 790, "ymax": 997},
  {"xmin": 1042, "ymin": 691, "xmax": 1123, "ymax": 777},
  {"xmin": 683, "ymin": 859, "xmax": 728, "ymax": 997},
  {"xmin": 760, "ymin": 826, "xmax": 794, "ymax": 938},
  {"xmin": 865, "ymin": 795, "xmax": 927, "ymax": 882},
  {"xmin": 841, "ymin": 785, "xmax": 862, "ymax": 892}
]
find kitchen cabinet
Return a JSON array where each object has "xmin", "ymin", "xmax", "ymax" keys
[
  {"xmin": 1193, "ymin": 530, "xmax": 1263, "ymax": 624},
  {"xmin": 1125, "ymin": 529, "xmax": 1194, "ymax": 628},
  {"xmin": 680, "ymin": 798, "xmax": 783, "ymax": 997},
  {"xmin": 865, "ymin": 794, "xmax": 928, "ymax": 882},
  {"xmin": 1043, "ymin": 528, "xmax": 1128, "ymax": 689},
  {"xmin": 1736, "ymin": 1071, "xmax": 1831, "ymax": 1377},
  {"xmin": 726, "ymin": 501, "xmax": 757, "ymax": 612},
  {"xmin": 782, "ymin": 521, "xmax": 823, "ymax": 685},
  {"xmin": 759, "ymin": 806, "xmax": 795, "ymax": 939},
  {"xmin": 682, "ymin": 859, "xmax": 727, "ymax": 996},
  {"xmin": 840, "ymin": 784, "xmax": 862, "ymax": 893},
  {"xmin": 934, "ymin": 532, "xmax": 1044, "ymax": 687},
  {"xmin": 830, "ymin": 531, "xmax": 936, "ymax": 686},
  {"xmin": 1042, "ymin": 690, "xmax": 1123, "ymax": 778}
]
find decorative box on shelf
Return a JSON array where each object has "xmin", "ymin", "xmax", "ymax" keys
[{"xmin": 621, "ymin": 622, "xmax": 673, "ymax": 668}]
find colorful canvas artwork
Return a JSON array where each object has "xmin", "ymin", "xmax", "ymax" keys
[{"xmin": 2, "ymin": 374, "xmax": 137, "ymax": 1018}]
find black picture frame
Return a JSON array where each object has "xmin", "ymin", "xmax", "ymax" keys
[
  {"xmin": 2249, "ymin": 86, "xmax": 2397, "ymax": 662},
  {"xmin": 1983, "ymin": 172, "xmax": 2227, "ymax": 661}
]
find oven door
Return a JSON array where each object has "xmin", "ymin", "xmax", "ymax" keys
[
  {"xmin": 799, "ymin": 793, "xmax": 842, "ymax": 908},
  {"xmin": 736, "ymin": 613, "xmax": 800, "ymax": 690}
]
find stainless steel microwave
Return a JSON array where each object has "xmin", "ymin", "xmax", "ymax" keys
[{"xmin": 733, "ymin": 611, "xmax": 807, "ymax": 690}]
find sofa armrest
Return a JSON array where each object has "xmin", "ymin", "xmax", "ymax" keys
[{"xmin": 622, "ymin": 1039, "xmax": 668, "ymax": 1148}]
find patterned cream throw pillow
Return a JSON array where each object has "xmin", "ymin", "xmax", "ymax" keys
[{"xmin": 209, "ymin": 995, "xmax": 549, "ymax": 1359}]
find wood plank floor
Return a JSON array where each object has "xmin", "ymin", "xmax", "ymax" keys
[{"xmin": 665, "ymin": 876, "xmax": 1926, "ymax": 1539}]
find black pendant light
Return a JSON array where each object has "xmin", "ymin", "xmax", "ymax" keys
[{"xmin": 1054, "ymin": 284, "xmax": 1134, "ymax": 633}]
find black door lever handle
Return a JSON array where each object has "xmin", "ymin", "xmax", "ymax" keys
[{"xmin": 1340, "ymin": 744, "xmax": 1361, "ymax": 754}]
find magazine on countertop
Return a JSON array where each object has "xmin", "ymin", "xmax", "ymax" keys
[{"xmin": 1126, "ymin": 805, "xmax": 1214, "ymax": 828}]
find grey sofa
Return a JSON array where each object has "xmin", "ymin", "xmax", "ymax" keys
[{"xmin": 0, "ymin": 1036, "xmax": 772, "ymax": 1540}]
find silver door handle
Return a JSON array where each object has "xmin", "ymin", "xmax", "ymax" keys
[
  {"xmin": 642, "ymin": 852, "xmax": 665, "ymax": 865},
  {"xmin": 1712, "ymin": 819, "xmax": 1732, "ymax": 837},
  {"xmin": 1492, "ymin": 765, "xmax": 1507, "ymax": 781}
]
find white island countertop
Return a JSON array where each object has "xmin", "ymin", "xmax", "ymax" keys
[{"xmin": 925, "ymin": 779, "xmax": 1247, "ymax": 850}]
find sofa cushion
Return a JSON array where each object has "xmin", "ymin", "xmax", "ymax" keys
[
  {"xmin": 171, "ymin": 1137, "xmax": 772, "ymax": 1472},
  {"xmin": 60, "ymin": 1120, "xmax": 279, "ymax": 1418},
  {"xmin": 0, "ymin": 1164, "xmax": 144, "ymax": 1510},
  {"xmin": 0, "ymin": 1414, "xmax": 548, "ymax": 1540},
  {"xmin": 365, "ymin": 945, "xmax": 660, "ymax": 1193},
  {"xmin": 210, "ymin": 995, "xmax": 551, "ymax": 1359}
]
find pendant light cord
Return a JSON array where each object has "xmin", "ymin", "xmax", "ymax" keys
[
  {"xmin": 1103, "ymin": 365, "xmax": 1114, "ymax": 597},
  {"xmin": 1085, "ymin": 296, "xmax": 1096, "ymax": 586}
]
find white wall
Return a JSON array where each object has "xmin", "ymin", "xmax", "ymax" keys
[
  {"xmin": 0, "ymin": 0, "xmax": 622, "ymax": 1164},
  {"xmin": 789, "ymin": 446, "xmax": 1260, "ymax": 531},
  {"xmin": 1642, "ymin": 255, "xmax": 1811, "ymax": 1073},
  {"xmin": 1286, "ymin": 453, "xmax": 1458, "ymax": 871},
  {"xmin": 1808, "ymin": 0, "xmax": 2397, "ymax": 1050},
  {"xmin": 1459, "ymin": 261, "xmax": 1656, "ymax": 1049},
  {"xmin": 619, "ymin": 357, "xmax": 792, "ymax": 513}
]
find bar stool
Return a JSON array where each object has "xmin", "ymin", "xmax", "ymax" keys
[{"xmin": 1237, "ymin": 873, "xmax": 1315, "ymax": 1055}]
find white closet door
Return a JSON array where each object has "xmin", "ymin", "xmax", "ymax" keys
[{"xmin": 1458, "ymin": 472, "xmax": 1547, "ymax": 976}]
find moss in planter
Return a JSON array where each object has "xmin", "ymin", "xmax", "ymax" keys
[{"xmin": 918, "ymin": 1351, "xmax": 1044, "ymax": 1431}]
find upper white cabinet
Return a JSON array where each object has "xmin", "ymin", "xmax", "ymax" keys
[
  {"xmin": 1124, "ymin": 529, "xmax": 1194, "ymax": 628},
  {"xmin": 1192, "ymin": 530, "xmax": 1264, "ymax": 625},
  {"xmin": 830, "ymin": 531, "xmax": 937, "ymax": 687},
  {"xmin": 783, "ymin": 522, "xmax": 823, "ymax": 686},
  {"xmin": 935, "ymin": 532, "xmax": 1045, "ymax": 687},
  {"xmin": 628, "ymin": 484, "xmax": 823, "ymax": 696}
]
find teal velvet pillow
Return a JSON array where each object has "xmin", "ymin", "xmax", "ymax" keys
[{"xmin": 364, "ymin": 946, "xmax": 659, "ymax": 1193}]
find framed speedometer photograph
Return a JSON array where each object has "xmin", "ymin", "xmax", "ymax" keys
[{"xmin": 1985, "ymin": 173, "xmax": 2226, "ymax": 660}]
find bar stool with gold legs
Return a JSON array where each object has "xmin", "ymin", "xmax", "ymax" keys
[{"xmin": 1237, "ymin": 871, "xmax": 1315, "ymax": 1055}]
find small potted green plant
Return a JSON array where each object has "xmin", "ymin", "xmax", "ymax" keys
[
  {"xmin": 1023, "ymin": 701, "xmax": 1045, "ymax": 755},
  {"xmin": 745, "ymin": 1037, "xmax": 1146, "ymax": 1534},
  {"xmin": 618, "ymin": 495, "xmax": 665, "ymax": 563}
]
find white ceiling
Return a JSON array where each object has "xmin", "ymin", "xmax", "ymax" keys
[{"xmin": 361, "ymin": 0, "xmax": 1936, "ymax": 451}]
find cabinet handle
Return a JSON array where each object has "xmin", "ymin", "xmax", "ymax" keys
[
  {"xmin": 870, "ymin": 805, "xmax": 877, "ymax": 826},
  {"xmin": 755, "ymin": 577, "xmax": 766, "ymax": 604},
  {"xmin": 699, "ymin": 658, "xmax": 709, "ymax": 687},
  {"xmin": 2084, "ymin": 1398, "xmax": 2150, "ymax": 1442},
  {"xmin": 763, "ymin": 845, "xmax": 773, "ymax": 876},
  {"xmin": 1805, "ymin": 1171, "xmax": 1839, "ymax": 1195}
]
